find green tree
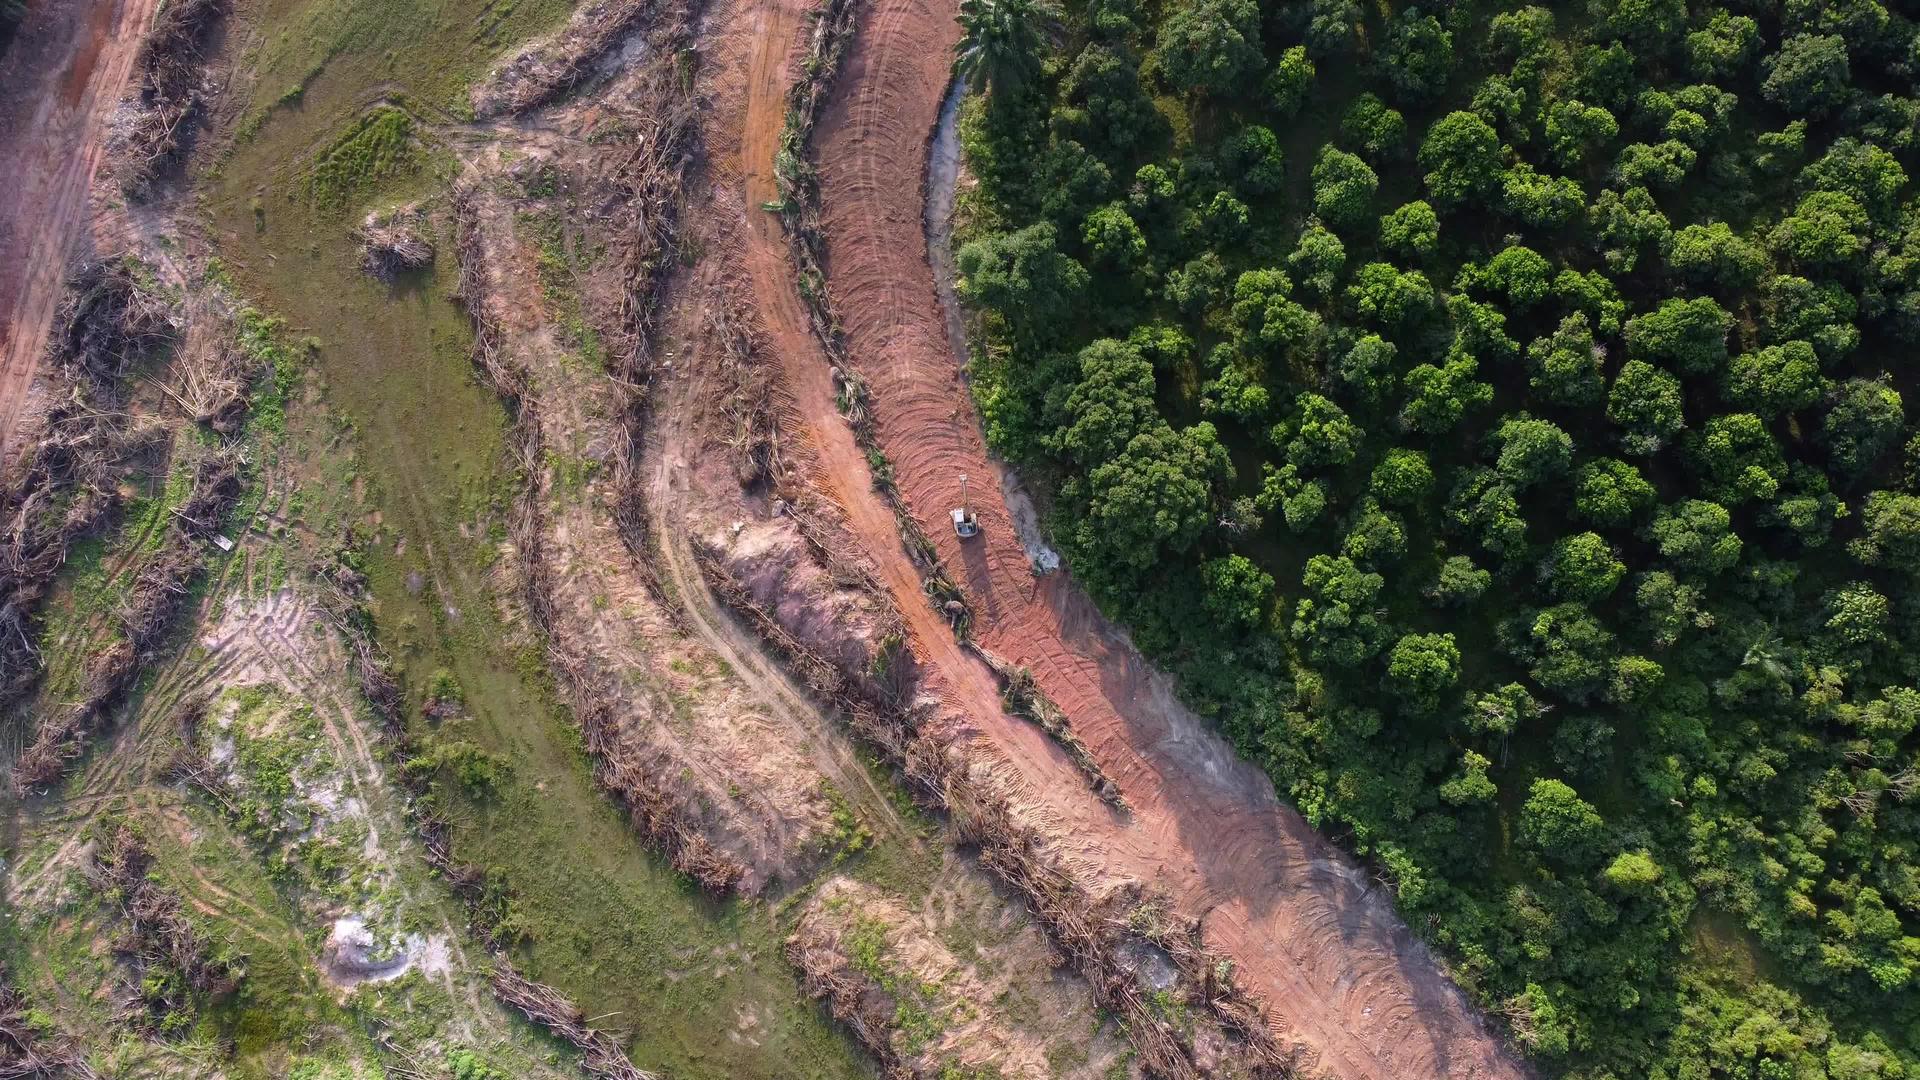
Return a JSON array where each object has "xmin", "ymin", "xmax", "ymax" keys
[
  {"xmin": 1546, "ymin": 532, "xmax": 1627, "ymax": 602},
  {"xmin": 1519, "ymin": 780, "xmax": 1608, "ymax": 867},
  {"xmin": 1334, "ymin": 333, "xmax": 1398, "ymax": 405},
  {"xmin": 1377, "ymin": 7, "xmax": 1452, "ymax": 103},
  {"xmin": 1292, "ymin": 554, "xmax": 1388, "ymax": 666},
  {"xmin": 1761, "ymin": 34, "xmax": 1851, "ymax": 116},
  {"xmin": 1219, "ymin": 125, "xmax": 1286, "ymax": 196},
  {"xmin": 957, "ymin": 224, "xmax": 1089, "ymax": 341},
  {"xmin": 1634, "ymin": 570, "xmax": 1713, "ymax": 648},
  {"xmin": 1379, "ymin": 201, "xmax": 1439, "ymax": 257},
  {"xmin": 1287, "ymin": 224, "xmax": 1346, "ymax": 297},
  {"xmin": 1439, "ymin": 750, "xmax": 1498, "ymax": 805},
  {"xmin": 1502, "ymin": 163, "xmax": 1585, "ymax": 229},
  {"xmin": 1400, "ymin": 354, "xmax": 1492, "ymax": 433},
  {"xmin": 1596, "ymin": 0, "xmax": 1685, "ymax": 51},
  {"xmin": 1855, "ymin": 490, "xmax": 1920, "ymax": 568},
  {"xmin": 1312, "ymin": 147, "xmax": 1379, "ymax": 229},
  {"xmin": 1689, "ymin": 413, "xmax": 1785, "ymax": 504},
  {"xmin": 1625, "ymin": 296, "xmax": 1731, "ymax": 376},
  {"xmin": 1059, "ymin": 338, "xmax": 1157, "ymax": 464},
  {"xmin": 1387, "ymin": 632, "xmax": 1461, "ymax": 711},
  {"xmin": 1544, "ymin": 100, "xmax": 1618, "ymax": 168},
  {"xmin": 1370, "ymin": 448, "xmax": 1433, "ymax": 508},
  {"xmin": 1274, "ymin": 392, "xmax": 1361, "ymax": 469},
  {"xmin": 1428, "ymin": 554, "xmax": 1491, "ymax": 607},
  {"xmin": 1201, "ymin": 554, "xmax": 1275, "ymax": 630},
  {"xmin": 1155, "ymin": 0, "xmax": 1264, "ymax": 97},
  {"xmin": 1419, "ymin": 111, "xmax": 1502, "ymax": 204},
  {"xmin": 1460, "ymin": 245, "xmax": 1553, "ymax": 310},
  {"xmin": 1493, "ymin": 415, "xmax": 1574, "ymax": 488},
  {"xmin": 1649, "ymin": 499, "xmax": 1743, "ymax": 574},
  {"xmin": 1074, "ymin": 423, "xmax": 1231, "ymax": 576},
  {"xmin": 1082, "ymin": 203, "xmax": 1147, "ymax": 269},
  {"xmin": 1266, "ymin": 45, "xmax": 1314, "ymax": 115},
  {"xmin": 1529, "ymin": 314, "xmax": 1606, "ymax": 408},
  {"xmin": 955, "ymin": 0, "xmax": 1058, "ymax": 95},
  {"xmin": 1448, "ymin": 467, "xmax": 1529, "ymax": 557},
  {"xmin": 1342, "ymin": 93, "xmax": 1408, "ymax": 162},
  {"xmin": 1771, "ymin": 191, "xmax": 1869, "ymax": 269},
  {"xmin": 1725, "ymin": 342, "xmax": 1825, "ymax": 417},
  {"xmin": 1512, "ymin": 603, "xmax": 1620, "ymax": 704},
  {"xmin": 1346, "ymin": 262, "xmax": 1435, "ymax": 328},
  {"xmin": 1667, "ymin": 222, "xmax": 1767, "ymax": 290},
  {"xmin": 1687, "ymin": 11, "xmax": 1759, "ymax": 81},
  {"xmin": 1602, "ymin": 850, "xmax": 1664, "ymax": 895},
  {"xmin": 1232, "ymin": 269, "xmax": 1325, "ymax": 363},
  {"xmin": 1607, "ymin": 360, "xmax": 1686, "ymax": 455},
  {"xmin": 1822, "ymin": 378, "xmax": 1904, "ymax": 478},
  {"xmin": 1574, "ymin": 458, "xmax": 1656, "ymax": 528}
]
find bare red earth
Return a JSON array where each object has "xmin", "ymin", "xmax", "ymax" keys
[
  {"xmin": 725, "ymin": 0, "xmax": 1539, "ymax": 1076},
  {"xmin": 0, "ymin": 0, "xmax": 161, "ymax": 464}
]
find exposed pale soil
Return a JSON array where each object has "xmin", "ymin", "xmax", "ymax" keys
[{"xmin": 0, "ymin": 0, "xmax": 163, "ymax": 464}]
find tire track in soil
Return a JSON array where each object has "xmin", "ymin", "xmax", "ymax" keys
[
  {"xmin": 739, "ymin": 0, "xmax": 1537, "ymax": 1076},
  {"xmin": 0, "ymin": 0, "xmax": 164, "ymax": 464}
]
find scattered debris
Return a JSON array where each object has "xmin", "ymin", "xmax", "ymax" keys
[
  {"xmin": 971, "ymin": 645, "xmax": 1124, "ymax": 810},
  {"xmin": 88, "ymin": 820, "xmax": 244, "ymax": 1032},
  {"xmin": 489, "ymin": 959, "xmax": 658, "ymax": 1080},
  {"xmin": 470, "ymin": 0, "xmax": 659, "ymax": 119},
  {"xmin": 108, "ymin": 0, "xmax": 228, "ymax": 199},
  {"xmin": 0, "ymin": 964, "xmax": 99, "ymax": 1079}
]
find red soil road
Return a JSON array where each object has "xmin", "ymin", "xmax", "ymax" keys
[
  {"xmin": 0, "ymin": 0, "xmax": 161, "ymax": 464},
  {"xmin": 727, "ymin": 0, "xmax": 1538, "ymax": 1077}
]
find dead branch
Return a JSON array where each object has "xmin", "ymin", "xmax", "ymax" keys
[
  {"xmin": 356, "ymin": 206, "xmax": 436, "ymax": 281},
  {"xmin": 109, "ymin": 0, "xmax": 227, "ymax": 199},
  {"xmin": 470, "ymin": 0, "xmax": 658, "ymax": 119},
  {"xmin": 489, "ymin": 959, "xmax": 658, "ymax": 1080}
]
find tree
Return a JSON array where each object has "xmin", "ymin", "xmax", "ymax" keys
[
  {"xmin": 1634, "ymin": 571, "xmax": 1712, "ymax": 648},
  {"xmin": 1544, "ymin": 99, "xmax": 1618, "ymax": 168},
  {"xmin": 1292, "ymin": 554, "xmax": 1388, "ymax": 666},
  {"xmin": 1460, "ymin": 245, "xmax": 1553, "ymax": 309},
  {"xmin": 1574, "ymin": 458, "xmax": 1656, "ymax": 528},
  {"xmin": 1342, "ymin": 93, "xmax": 1408, "ymax": 162},
  {"xmin": 1822, "ymin": 378, "xmax": 1904, "ymax": 478},
  {"xmin": 1819, "ymin": 582, "xmax": 1890, "ymax": 666},
  {"xmin": 1060, "ymin": 338, "xmax": 1158, "ymax": 464},
  {"xmin": 957, "ymin": 224, "xmax": 1089, "ymax": 341},
  {"xmin": 1687, "ymin": 11, "xmax": 1759, "ymax": 81},
  {"xmin": 1602, "ymin": 850, "xmax": 1665, "ymax": 895},
  {"xmin": 1341, "ymin": 498, "xmax": 1407, "ymax": 565},
  {"xmin": 1590, "ymin": 186, "xmax": 1672, "ymax": 272},
  {"xmin": 1370, "ymin": 448, "xmax": 1433, "ymax": 508},
  {"xmin": 1761, "ymin": 34, "xmax": 1851, "ymax": 117},
  {"xmin": 1771, "ymin": 191, "xmax": 1869, "ymax": 269},
  {"xmin": 1074, "ymin": 422, "xmax": 1231, "ymax": 576},
  {"xmin": 1155, "ymin": 0, "xmax": 1264, "ymax": 97},
  {"xmin": 1502, "ymin": 163, "xmax": 1584, "ymax": 229},
  {"xmin": 1616, "ymin": 140, "xmax": 1696, "ymax": 189},
  {"xmin": 1649, "ymin": 499, "xmax": 1743, "ymax": 574},
  {"xmin": 1596, "ymin": 0, "xmax": 1684, "ymax": 52},
  {"xmin": 1082, "ymin": 203, "xmax": 1147, "ymax": 269},
  {"xmin": 1855, "ymin": 490, "xmax": 1920, "ymax": 568},
  {"xmin": 1439, "ymin": 750, "xmax": 1498, "ymax": 805},
  {"xmin": 1607, "ymin": 360, "xmax": 1685, "ymax": 454},
  {"xmin": 1400, "ymin": 353, "xmax": 1492, "ymax": 434},
  {"xmin": 1545, "ymin": 532, "xmax": 1626, "ymax": 602},
  {"xmin": 1274, "ymin": 392, "xmax": 1360, "ymax": 469},
  {"xmin": 1287, "ymin": 224, "xmax": 1346, "ymax": 297},
  {"xmin": 1725, "ymin": 342, "xmax": 1825, "ymax": 417},
  {"xmin": 1551, "ymin": 714, "xmax": 1615, "ymax": 778},
  {"xmin": 1667, "ymin": 222, "xmax": 1767, "ymax": 290},
  {"xmin": 955, "ymin": 0, "xmax": 1058, "ymax": 96},
  {"xmin": 1334, "ymin": 333, "xmax": 1397, "ymax": 405},
  {"xmin": 1257, "ymin": 463, "xmax": 1330, "ymax": 532},
  {"xmin": 1528, "ymin": 314, "xmax": 1606, "ymax": 408},
  {"xmin": 1512, "ymin": 603, "xmax": 1619, "ymax": 704},
  {"xmin": 1520, "ymin": 780, "xmax": 1607, "ymax": 865},
  {"xmin": 1428, "ymin": 555, "xmax": 1491, "ymax": 607},
  {"xmin": 1346, "ymin": 262, "xmax": 1434, "ymax": 328},
  {"xmin": 1447, "ymin": 467, "xmax": 1529, "ymax": 557},
  {"xmin": 1231, "ymin": 269, "xmax": 1325, "ymax": 363},
  {"xmin": 1312, "ymin": 147, "xmax": 1378, "ymax": 229},
  {"xmin": 1493, "ymin": 415, "xmax": 1574, "ymax": 488},
  {"xmin": 1219, "ymin": 125, "xmax": 1285, "ymax": 196},
  {"xmin": 1419, "ymin": 111, "xmax": 1502, "ymax": 204},
  {"xmin": 1380, "ymin": 201, "xmax": 1438, "ymax": 257},
  {"xmin": 1202, "ymin": 554, "xmax": 1275, "ymax": 630},
  {"xmin": 1058, "ymin": 44, "xmax": 1165, "ymax": 156},
  {"xmin": 1377, "ymin": 7, "xmax": 1452, "ymax": 103},
  {"xmin": 1387, "ymin": 632, "xmax": 1461, "ymax": 711},
  {"xmin": 1763, "ymin": 276, "xmax": 1857, "ymax": 362},
  {"xmin": 1689, "ymin": 413, "xmax": 1784, "ymax": 504},
  {"xmin": 1266, "ymin": 45, "xmax": 1314, "ymax": 115},
  {"xmin": 1625, "ymin": 296, "xmax": 1731, "ymax": 376}
]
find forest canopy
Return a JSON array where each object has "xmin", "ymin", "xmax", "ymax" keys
[{"xmin": 954, "ymin": 0, "xmax": 1920, "ymax": 1075}]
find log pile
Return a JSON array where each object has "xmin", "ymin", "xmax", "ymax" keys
[
  {"xmin": 489, "ymin": 959, "xmax": 658, "ymax": 1080},
  {"xmin": 970, "ymin": 645, "xmax": 1125, "ymax": 809},
  {"xmin": 110, "ymin": 0, "xmax": 227, "ymax": 199},
  {"xmin": 356, "ymin": 208, "xmax": 435, "ymax": 281}
]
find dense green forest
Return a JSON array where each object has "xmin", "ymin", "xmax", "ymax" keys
[{"xmin": 952, "ymin": 0, "xmax": 1920, "ymax": 1074}]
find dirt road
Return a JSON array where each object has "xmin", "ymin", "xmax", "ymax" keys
[
  {"xmin": 0, "ymin": 0, "xmax": 162, "ymax": 464},
  {"xmin": 731, "ymin": 0, "xmax": 1535, "ymax": 1075}
]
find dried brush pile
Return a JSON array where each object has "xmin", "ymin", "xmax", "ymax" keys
[
  {"xmin": 0, "ymin": 965, "xmax": 98, "ymax": 1080},
  {"xmin": 785, "ymin": 935, "xmax": 904, "ymax": 1076},
  {"xmin": 489, "ymin": 960, "xmax": 658, "ymax": 1080},
  {"xmin": 0, "ymin": 260, "xmax": 174, "ymax": 709},
  {"xmin": 13, "ymin": 449, "xmax": 244, "ymax": 794},
  {"xmin": 356, "ymin": 207, "xmax": 435, "ymax": 281},
  {"xmin": 88, "ymin": 821, "xmax": 243, "ymax": 1030},
  {"xmin": 469, "ymin": 0, "xmax": 656, "ymax": 119},
  {"xmin": 971, "ymin": 646, "xmax": 1124, "ymax": 809},
  {"xmin": 110, "ymin": 0, "xmax": 227, "ymax": 199}
]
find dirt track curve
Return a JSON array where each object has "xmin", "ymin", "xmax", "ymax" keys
[
  {"xmin": 730, "ymin": 0, "xmax": 1536, "ymax": 1076},
  {"xmin": 0, "ymin": 0, "xmax": 162, "ymax": 463}
]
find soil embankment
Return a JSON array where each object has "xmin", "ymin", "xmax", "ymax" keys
[
  {"xmin": 0, "ymin": 0, "xmax": 163, "ymax": 463},
  {"xmin": 743, "ymin": 0, "xmax": 1536, "ymax": 1075}
]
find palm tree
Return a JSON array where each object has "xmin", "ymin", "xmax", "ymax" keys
[{"xmin": 953, "ymin": 0, "xmax": 1057, "ymax": 97}]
